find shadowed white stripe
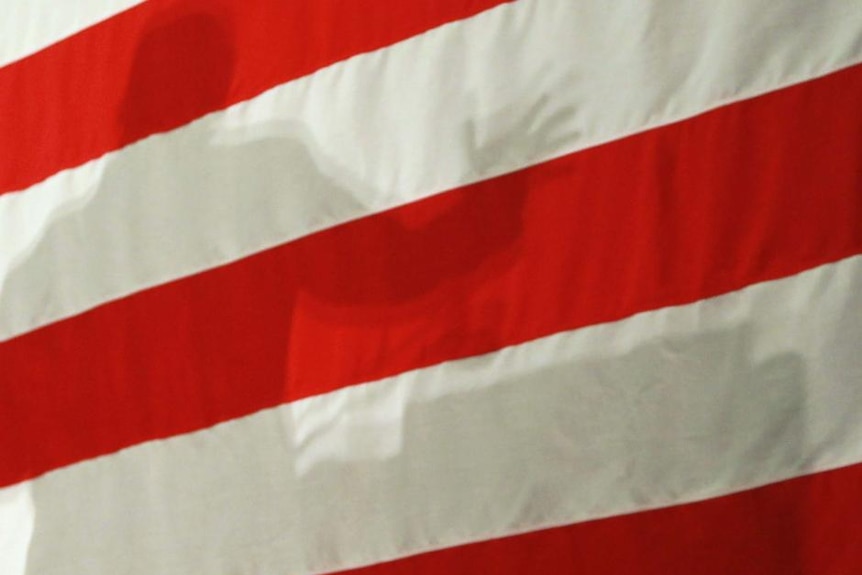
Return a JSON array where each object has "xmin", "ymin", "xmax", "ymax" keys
[
  {"xmin": 8, "ymin": 256, "xmax": 862, "ymax": 575},
  {"xmin": 0, "ymin": 0, "xmax": 144, "ymax": 67},
  {"xmin": 2, "ymin": 0, "xmax": 862, "ymax": 341}
]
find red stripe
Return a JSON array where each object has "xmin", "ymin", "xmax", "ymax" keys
[
  {"xmin": 2, "ymin": 64, "xmax": 861, "ymax": 486},
  {"xmin": 0, "ymin": 0, "xmax": 511, "ymax": 194},
  {"xmin": 338, "ymin": 463, "xmax": 862, "ymax": 575}
]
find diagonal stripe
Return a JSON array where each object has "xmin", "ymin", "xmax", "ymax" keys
[
  {"xmin": 9, "ymin": 256, "xmax": 862, "ymax": 575},
  {"xmin": 0, "ymin": 0, "xmax": 512, "ymax": 195},
  {"xmin": 0, "ymin": 0, "xmax": 144, "ymax": 68},
  {"xmin": 2, "ymin": 0, "xmax": 862, "ymax": 342},
  {"xmin": 2, "ymin": 63, "xmax": 861, "ymax": 486},
  {"xmin": 336, "ymin": 464, "xmax": 862, "ymax": 575}
]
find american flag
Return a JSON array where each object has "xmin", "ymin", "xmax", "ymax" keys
[{"xmin": 1, "ymin": 1, "xmax": 861, "ymax": 573}]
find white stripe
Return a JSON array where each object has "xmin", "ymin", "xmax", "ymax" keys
[
  {"xmin": 3, "ymin": 0, "xmax": 862, "ymax": 341},
  {"xmin": 0, "ymin": 0, "xmax": 144, "ymax": 67},
  {"xmin": 0, "ymin": 484, "xmax": 32, "ymax": 575},
  {"xmin": 9, "ymin": 256, "xmax": 862, "ymax": 575}
]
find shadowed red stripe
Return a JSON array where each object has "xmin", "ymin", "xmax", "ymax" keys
[
  {"xmin": 337, "ymin": 463, "xmax": 862, "ymax": 575},
  {"xmin": 0, "ymin": 0, "xmax": 512, "ymax": 195},
  {"xmin": 2, "ymin": 64, "xmax": 861, "ymax": 487}
]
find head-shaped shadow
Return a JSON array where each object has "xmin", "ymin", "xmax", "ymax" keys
[{"xmin": 118, "ymin": 3, "xmax": 235, "ymax": 144}]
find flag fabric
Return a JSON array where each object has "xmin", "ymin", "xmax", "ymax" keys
[{"xmin": 1, "ymin": 1, "xmax": 861, "ymax": 573}]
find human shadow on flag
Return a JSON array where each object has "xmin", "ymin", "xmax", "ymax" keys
[
  {"xmin": 15, "ymin": 4, "xmax": 819, "ymax": 571},
  {"xmin": 3, "ymin": 0, "xmax": 529, "ymax": 484}
]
